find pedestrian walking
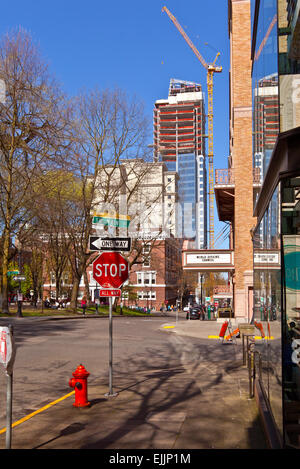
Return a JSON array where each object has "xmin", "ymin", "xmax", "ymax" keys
[{"xmin": 81, "ymin": 296, "xmax": 87, "ymax": 316}]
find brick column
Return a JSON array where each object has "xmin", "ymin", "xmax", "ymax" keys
[{"xmin": 230, "ymin": 0, "xmax": 256, "ymax": 320}]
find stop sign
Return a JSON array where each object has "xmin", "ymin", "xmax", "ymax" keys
[{"xmin": 93, "ymin": 252, "xmax": 129, "ymax": 288}]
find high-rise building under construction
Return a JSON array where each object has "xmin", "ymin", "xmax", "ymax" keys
[{"xmin": 153, "ymin": 78, "xmax": 207, "ymax": 248}]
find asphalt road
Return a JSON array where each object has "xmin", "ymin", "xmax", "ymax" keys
[{"xmin": 0, "ymin": 314, "xmax": 185, "ymax": 428}]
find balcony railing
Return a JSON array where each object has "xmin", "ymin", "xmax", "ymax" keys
[{"xmin": 215, "ymin": 167, "xmax": 261, "ymax": 186}]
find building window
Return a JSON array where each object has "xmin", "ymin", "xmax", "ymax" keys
[
  {"xmin": 136, "ymin": 271, "xmax": 156, "ymax": 285},
  {"xmin": 137, "ymin": 291, "xmax": 156, "ymax": 300},
  {"xmin": 137, "ymin": 273, "xmax": 142, "ymax": 284},
  {"xmin": 143, "ymin": 244, "xmax": 151, "ymax": 253},
  {"xmin": 144, "ymin": 273, "xmax": 150, "ymax": 284}
]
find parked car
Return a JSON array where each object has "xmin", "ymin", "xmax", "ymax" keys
[{"xmin": 186, "ymin": 308, "xmax": 201, "ymax": 320}]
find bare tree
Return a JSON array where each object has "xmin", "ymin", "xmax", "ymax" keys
[
  {"xmin": 0, "ymin": 29, "xmax": 72, "ymax": 312},
  {"xmin": 65, "ymin": 87, "xmax": 167, "ymax": 311}
]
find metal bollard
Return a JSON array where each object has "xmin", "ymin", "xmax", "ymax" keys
[{"xmin": 248, "ymin": 342, "xmax": 256, "ymax": 398}]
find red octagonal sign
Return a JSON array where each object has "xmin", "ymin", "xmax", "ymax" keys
[{"xmin": 93, "ymin": 251, "xmax": 129, "ymax": 289}]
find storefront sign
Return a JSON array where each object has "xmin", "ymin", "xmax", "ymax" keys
[
  {"xmin": 254, "ymin": 252, "xmax": 280, "ymax": 264},
  {"xmin": 183, "ymin": 250, "xmax": 234, "ymax": 271}
]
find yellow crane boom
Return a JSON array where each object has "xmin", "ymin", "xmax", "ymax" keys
[{"xmin": 162, "ymin": 6, "xmax": 222, "ymax": 249}]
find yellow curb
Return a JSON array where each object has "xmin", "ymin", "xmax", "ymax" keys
[
  {"xmin": 255, "ymin": 336, "xmax": 274, "ymax": 340},
  {"xmin": 0, "ymin": 390, "xmax": 75, "ymax": 434},
  {"xmin": 207, "ymin": 335, "xmax": 274, "ymax": 340},
  {"xmin": 163, "ymin": 325, "xmax": 175, "ymax": 329}
]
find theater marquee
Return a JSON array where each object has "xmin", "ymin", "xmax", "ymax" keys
[{"xmin": 183, "ymin": 250, "xmax": 234, "ymax": 271}]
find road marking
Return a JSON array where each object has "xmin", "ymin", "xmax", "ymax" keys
[
  {"xmin": 0, "ymin": 390, "xmax": 75, "ymax": 434},
  {"xmin": 163, "ymin": 325, "xmax": 175, "ymax": 329},
  {"xmin": 255, "ymin": 336, "xmax": 274, "ymax": 340},
  {"xmin": 208, "ymin": 335, "xmax": 274, "ymax": 340}
]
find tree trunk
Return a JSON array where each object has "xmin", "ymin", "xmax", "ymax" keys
[
  {"xmin": 84, "ymin": 270, "xmax": 91, "ymax": 305},
  {"xmin": 70, "ymin": 276, "xmax": 80, "ymax": 312},
  {"xmin": 1, "ymin": 228, "xmax": 10, "ymax": 314}
]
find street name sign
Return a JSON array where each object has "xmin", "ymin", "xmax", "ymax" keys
[
  {"xmin": 100, "ymin": 289, "xmax": 121, "ymax": 297},
  {"xmin": 89, "ymin": 236, "xmax": 131, "ymax": 252},
  {"xmin": 92, "ymin": 212, "xmax": 130, "ymax": 228}
]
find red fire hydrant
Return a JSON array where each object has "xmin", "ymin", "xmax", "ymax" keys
[{"xmin": 69, "ymin": 364, "xmax": 90, "ymax": 407}]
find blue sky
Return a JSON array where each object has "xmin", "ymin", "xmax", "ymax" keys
[{"xmin": 0, "ymin": 0, "xmax": 230, "ymax": 246}]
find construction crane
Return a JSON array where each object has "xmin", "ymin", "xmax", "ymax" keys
[{"xmin": 162, "ymin": 6, "xmax": 222, "ymax": 249}]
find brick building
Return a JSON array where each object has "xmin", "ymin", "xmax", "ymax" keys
[
  {"xmin": 214, "ymin": 0, "xmax": 257, "ymax": 321},
  {"xmin": 84, "ymin": 158, "xmax": 182, "ymax": 310}
]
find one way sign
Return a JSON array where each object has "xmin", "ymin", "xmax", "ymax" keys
[{"xmin": 89, "ymin": 236, "xmax": 131, "ymax": 252}]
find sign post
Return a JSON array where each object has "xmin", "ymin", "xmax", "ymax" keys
[
  {"xmin": 0, "ymin": 325, "xmax": 16, "ymax": 449},
  {"xmin": 92, "ymin": 252, "xmax": 129, "ymax": 397},
  {"xmin": 108, "ymin": 296, "xmax": 116, "ymax": 397}
]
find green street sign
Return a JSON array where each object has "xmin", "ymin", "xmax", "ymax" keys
[
  {"xmin": 7, "ymin": 270, "xmax": 19, "ymax": 276},
  {"xmin": 92, "ymin": 213, "xmax": 130, "ymax": 228}
]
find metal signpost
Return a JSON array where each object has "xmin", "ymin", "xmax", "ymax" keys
[
  {"xmin": 92, "ymin": 251, "xmax": 129, "ymax": 398},
  {"xmin": 0, "ymin": 325, "xmax": 16, "ymax": 449}
]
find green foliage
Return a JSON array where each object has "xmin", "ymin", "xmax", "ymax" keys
[
  {"xmin": 7, "ymin": 262, "xmax": 19, "ymax": 292},
  {"xmin": 7, "ymin": 262, "xmax": 33, "ymax": 295},
  {"xmin": 21, "ymin": 264, "xmax": 33, "ymax": 295}
]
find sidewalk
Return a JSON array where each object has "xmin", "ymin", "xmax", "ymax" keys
[{"xmin": 0, "ymin": 319, "xmax": 271, "ymax": 450}]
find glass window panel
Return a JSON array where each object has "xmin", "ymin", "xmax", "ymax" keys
[
  {"xmin": 252, "ymin": 0, "xmax": 279, "ymax": 181},
  {"xmin": 281, "ymin": 175, "xmax": 300, "ymax": 447},
  {"xmin": 253, "ymin": 185, "xmax": 282, "ymax": 436}
]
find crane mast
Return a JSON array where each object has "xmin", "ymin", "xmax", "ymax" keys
[{"xmin": 162, "ymin": 6, "xmax": 222, "ymax": 249}]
